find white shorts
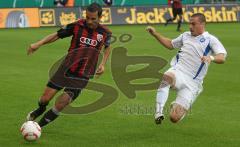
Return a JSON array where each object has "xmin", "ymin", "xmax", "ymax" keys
[{"xmin": 165, "ymin": 67, "xmax": 203, "ymax": 110}]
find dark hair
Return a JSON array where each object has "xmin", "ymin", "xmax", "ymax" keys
[
  {"xmin": 191, "ymin": 13, "xmax": 206, "ymax": 24},
  {"xmin": 87, "ymin": 2, "xmax": 102, "ymax": 17}
]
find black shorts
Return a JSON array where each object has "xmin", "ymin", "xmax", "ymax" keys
[
  {"xmin": 46, "ymin": 55, "xmax": 91, "ymax": 100},
  {"xmin": 47, "ymin": 63, "xmax": 89, "ymax": 100},
  {"xmin": 172, "ymin": 8, "xmax": 183, "ymax": 18},
  {"xmin": 47, "ymin": 81, "xmax": 82, "ymax": 100},
  {"xmin": 48, "ymin": 61, "xmax": 89, "ymax": 91}
]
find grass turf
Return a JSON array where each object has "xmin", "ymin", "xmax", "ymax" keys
[{"xmin": 0, "ymin": 23, "xmax": 240, "ymax": 146}]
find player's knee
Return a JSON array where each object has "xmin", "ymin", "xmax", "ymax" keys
[
  {"xmin": 170, "ymin": 115, "xmax": 180, "ymax": 123},
  {"xmin": 169, "ymin": 113, "xmax": 183, "ymax": 123},
  {"xmin": 54, "ymin": 89, "xmax": 81, "ymax": 111},
  {"xmin": 64, "ymin": 88, "xmax": 81, "ymax": 101},
  {"xmin": 160, "ymin": 74, "xmax": 175, "ymax": 87},
  {"xmin": 169, "ymin": 104, "xmax": 186, "ymax": 123},
  {"xmin": 54, "ymin": 89, "xmax": 80, "ymax": 111}
]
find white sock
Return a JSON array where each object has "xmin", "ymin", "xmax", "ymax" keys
[
  {"xmin": 52, "ymin": 107, "xmax": 60, "ymax": 115},
  {"xmin": 155, "ymin": 85, "xmax": 170, "ymax": 116}
]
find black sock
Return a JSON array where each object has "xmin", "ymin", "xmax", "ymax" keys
[
  {"xmin": 32, "ymin": 101, "xmax": 48, "ymax": 118},
  {"xmin": 177, "ymin": 20, "xmax": 182, "ymax": 30},
  {"xmin": 38, "ymin": 108, "xmax": 59, "ymax": 127},
  {"xmin": 165, "ymin": 19, "xmax": 172, "ymax": 25}
]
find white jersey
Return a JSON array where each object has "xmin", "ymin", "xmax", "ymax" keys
[{"xmin": 170, "ymin": 31, "xmax": 227, "ymax": 82}]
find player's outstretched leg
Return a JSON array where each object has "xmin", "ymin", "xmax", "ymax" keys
[
  {"xmin": 165, "ymin": 14, "xmax": 177, "ymax": 26},
  {"xmin": 38, "ymin": 89, "xmax": 80, "ymax": 127},
  {"xmin": 155, "ymin": 73, "xmax": 175, "ymax": 124},
  {"xmin": 177, "ymin": 14, "xmax": 183, "ymax": 32},
  {"xmin": 169, "ymin": 103, "xmax": 187, "ymax": 123},
  {"xmin": 177, "ymin": 15, "xmax": 183, "ymax": 32},
  {"xmin": 27, "ymin": 101, "xmax": 48, "ymax": 121},
  {"xmin": 177, "ymin": 20, "xmax": 182, "ymax": 32},
  {"xmin": 27, "ymin": 87, "xmax": 58, "ymax": 121},
  {"xmin": 165, "ymin": 18, "xmax": 172, "ymax": 26}
]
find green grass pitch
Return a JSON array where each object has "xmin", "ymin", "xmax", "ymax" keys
[{"xmin": 0, "ymin": 23, "xmax": 240, "ymax": 146}]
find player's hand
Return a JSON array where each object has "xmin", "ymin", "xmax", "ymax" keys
[
  {"xmin": 201, "ymin": 56, "xmax": 212, "ymax": 64},
  {"xmin": 27, "ymin": 43, "xmax": 40, "ymax": 55},
  {"xmin": 95, "ymin": 64, "xmax": 105, "ymax": 77},
  {"xmin": 146, "ymin": 26, "xmax": 156, "ymax": 36}
]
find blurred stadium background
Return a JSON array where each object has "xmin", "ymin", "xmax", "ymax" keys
[
  {"xmin": 0, "ymin": 0, "xmax": 240, "ymax": 7},
  {"xmin": 0, "ymin": 0, "xmax": 239, "ymax": 28},
  {"xmin": 0, "ymin": 0, "xmax": 240, "ymax": 147}
]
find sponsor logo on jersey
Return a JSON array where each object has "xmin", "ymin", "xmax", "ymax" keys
[
  {"xmin": 80, "ymin": 37, "xmax": 98, "ymax": 46},
  {"xmin": 97, "ymin": 34, "xmax": 103, "ymax": 42},
  {"xmin": 200, "ymin": 38, "xmax": 205, "ymax": 43}
]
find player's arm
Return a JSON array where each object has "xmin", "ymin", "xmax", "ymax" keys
[
  {"xmin": 96, "ymin": 31, "xmax": 112, "ymax": 76},
  {"xmin": 27, "ymin": 33, "xmax": 59, "ymax": 55},
  {"xmin": 202, "ymin": 36, "xmax": 227, "ymax": 64},
  {"xmin": 96, "ymin": 46, "xmax": 111, "ymax": 76},
  {"xmin": 146, "ymin": 26, "xmax": 174, "ymax": 50},
  {"xmin": 101, "ymin": 46, "xmax": 111, "ymax": 66},
  {"xmin": 201, "ymin": 53, "xmax": 226, "ymax": 64},
  {"xmin": 27, "ymin": 22, "xmax": 75, "ymax": 55}
]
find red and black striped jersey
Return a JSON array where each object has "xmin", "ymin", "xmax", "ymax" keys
[
  {"xmin": 57, "ymin": 19, "xmax": 112, "ymax": 79},
  {"xmin": 57, "ymin": 19, "xmax": 112, "ymax": 51},
  {"xmin": 172, "ymin": 0, "xmax": 182, "ymax": 9}
]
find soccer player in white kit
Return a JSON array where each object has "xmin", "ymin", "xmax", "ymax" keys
[{"xmin": 146, "ymin": 13, "xmax": 227, "ymax": 124}]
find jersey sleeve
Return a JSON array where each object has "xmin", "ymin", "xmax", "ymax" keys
[
  {"xmin": 171, "ymin": 34, "xmax": 183, "ymax": 49},
  {"xmin": 57, "ymin": 22, "xmax": 76, "ymax": 39},
  {"xmin": 210, "ymin": 36, "xmax": 227, "ymax": 57},
  {"xmin": 104, "ymin": 32, "xmax": 112, "ymax": 48}
]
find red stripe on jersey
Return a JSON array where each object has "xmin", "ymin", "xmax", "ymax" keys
[
  {"xmin": 173, "ymin": 0, "xmax": 182, "ymax": 8},
  {"xmin": 64, "ymin": 20, "xmax": 112, "ymax": 78},
  {"xmin": 69, "ymin": 25, "xmax": 80, "ymax": 51},
  {"xmin": 77, "ymin": 29, "xmax": 97, "ymax": 76},
  {"xmin": 70, "ymin": 28, "xmax": 89, "ymax": 74},
  {"xmin": 83, "ymin": 30, "xmax": 99, "ymax": 76}
]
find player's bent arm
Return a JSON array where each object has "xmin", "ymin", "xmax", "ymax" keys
[
  {"xmin": 101, "ymin": 46, "xmax": 111, "ymax": 66},
  {"xmin": 202, "ymin": 53, "xmax": 226, "ymax": 64},
  {"xmin": 146, "ymin": 26, "xmax": 173, "ymax": 50},
  {"xmin": 27, "ymin": 33, "xmax": 59, "ymax": 55},
  {"xmin": 34, "ymin": 32, "xmax": 59, "ymax": 47},
  {"xmin": 152, "ymin": 32, "xmax": 174, "ymax": 50},
  {"xmin": 212, "ymin": 53, "xmax": 226, "ymax": 64},
  {"xmin": 95, "ymin": 46, "xmax": 111, "ymax": 76}
]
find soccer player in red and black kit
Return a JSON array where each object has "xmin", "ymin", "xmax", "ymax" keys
[
  {"xmin": 26, "ymin": 3, "xmax": 112, "ymax": 127},
  {"xmin": 165, "ymin": 0, "xmax": 183, "ymax": 31}
]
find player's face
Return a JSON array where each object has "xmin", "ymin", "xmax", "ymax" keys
[
  {"xmin": 189, "ymin": 17, "xmax": 205, "ymax": 36},
  {"xmin": 86, "ymin": 11, "xmax": 101, "ymax": 29}
]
